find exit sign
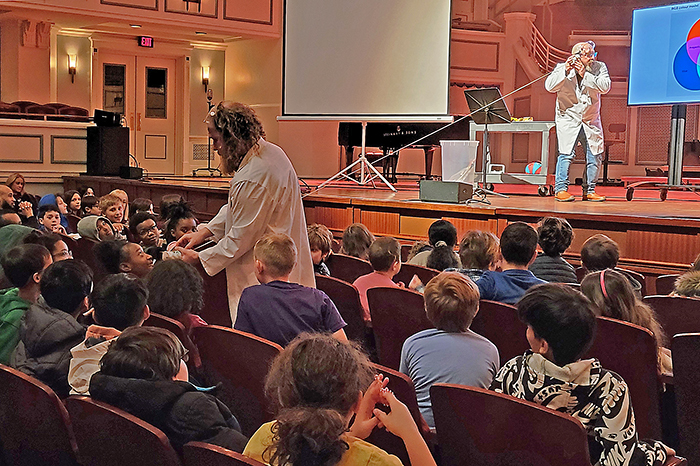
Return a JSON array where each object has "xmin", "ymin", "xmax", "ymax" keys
[{"xmin": 138, "ymin": 36, "xmax": 154, "ymax": 48}]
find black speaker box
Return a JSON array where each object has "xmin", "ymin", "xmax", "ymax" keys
[
  {"xmin": 87, "ymin": 127, "xmax": 129, "ymax": 176},
  {"xmin": 419, "ymin": 180, "xmax": 473, "ymax": 204}
]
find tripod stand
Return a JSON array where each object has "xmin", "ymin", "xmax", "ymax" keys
[{"xmin": 193, "ymin": 89, "xmax": 222, "ymax": 177}]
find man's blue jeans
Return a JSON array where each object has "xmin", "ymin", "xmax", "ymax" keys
[{"xmin": 554, "ymin": 128, "xmax": 602, "ymax": 194}]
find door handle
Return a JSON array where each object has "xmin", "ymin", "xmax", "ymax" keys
[{"xmin": 137, "ymin": 113, "xmax": 142, "ymax": 131}]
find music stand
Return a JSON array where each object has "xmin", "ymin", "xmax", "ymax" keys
[{"xmin": 464, "ymin": 87, "xmax": 511, "ymax": 202}]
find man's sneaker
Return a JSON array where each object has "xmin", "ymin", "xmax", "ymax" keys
[
  {"xmin": 555, "ymin": 191, "xmax": 575, "ymax": 202},
  {"xmin": 582, "ymin": 192, "xmax": 606, "ymax": 202}
]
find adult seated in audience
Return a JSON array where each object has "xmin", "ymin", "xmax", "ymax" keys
[
  {"xmin": 62, "ymin": 190, "xmax": 82, "ymax": 217},
  {"xmin": 129, "ymin": 212, "xmax": 165, "ymax": 261},
  {"xmin": 129, "ymin": 198, "xmax": 154, "ymax": 218},
  {"xmin": 37, "ymin": 204, "xmax": 68, "ymax": 236},
  {"xmin": 426, "ymin": 243, "xmax": 460, "ymax": 271},
  {"xmin": 93, "ymin": 239, "xmax": 154, "ymax": 278},
  {"xmin": 80, "ymin": 195, "xmax": 100, "ymax": 217},
  {"xmin": 144, "ymin": 260, "xmax": 207, "ymax": 333},
  {"xmin": 400, "ymin": 272, "xmax": 499, "ymax": 429},
  {"xmin": 529, "ymin": 217, "xmax": 577, "ymax": 283},
  {"xmin": 674, "ymin": 270, "xmax": 700, "ymax": 297},
  {"xmin": 68, "ymin": 273, "xmax": 149, "ymax": 395},
  {"xmin": 235, "ymin": 233, "xmax": 346, "ymax": 347},
  {"xmin": 163, "ymin": 200, "xmax": 198, "ymax": 244},
  {"xmin": 24, "ymin": 231, "xmax": 72, "ymax": 262},
  {"xmin": 581, "ymin": 269, "xmax": 672, "ymax": 374},
  {"xmin": 580, "ymin": 234, "xmax": 641, "ymax": 292},
  {"xmin": 407, "ymin": 220, "xmax": 461, "ymax": 268},
  {"xmin": 77, "ymin": 215, "xmax": 116, "ymax": 242},
  {"xmin": 0, "ymin": 185, "xmax": 17, "ymax": 211},
  {"xmin": 491, "ymin": 283, "xmax": 674, "ymax": 466},
  {"xmin": 0, "ymin": 244, "xmax": 52, "ymax": 364},
  {"xmin": 307, "ymin": 223, "xmax": 333, "ymax": 276},
  {"xmin": 0, "ymin": 184, "xmax": 37, "ymax": 228},
  {"xmin": 341, "ymin": 223, "xmax": 375, "ymax": 260},
  {"xmin": 90, "ymin": 326, "xmax": 248, "ymax": 453},
  {"xmin": 0, "ymin": 209, "xmax": 21, "ymax": 227},
  {"xmin": 6, "ymin": 173, "xmax": 37, "ymax": 214},
  {"xmin": 11, "ymin": 260, "xmax": 91, "ymax": 397},
  {"xmin": 244, "ymin": 333, "xmax": 437, "ymax": 466},
  {"xmin": 450, "ymin": 230, "xmax": 500, "ymax": 282},
  {"xmin": 353, "ymin": 237, "xmax": 402, "ymax": 323},
  {"xmin": 38, "ymin": 194, "xmax": 70, "ymax": 232},
  {"xmin": 475, "ymin": 222, "xmax": 545, "ymax": 304},
  {"xmin": 98, "ymin": 194, "xmax": 126, "ymax": 236}
]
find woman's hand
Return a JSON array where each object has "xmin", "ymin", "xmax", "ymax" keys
[
  {"xmin": 17, "ymin": 201, "xmax": 33, "ymax": 218},
  {"xmin": 174, "ymin": 227, "xmax": 212, "ymax": 250}
]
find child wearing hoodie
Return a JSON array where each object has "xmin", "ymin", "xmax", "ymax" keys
[{"xmin": 76, "ymin": 215, "xmax": 116, "ymax": 242}]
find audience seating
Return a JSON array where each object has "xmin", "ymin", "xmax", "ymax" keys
[
  {"xmin": 367, "ymin": 286, "xmax": 432, "ymax": 370},
  {"xmin": 70, "ymin": 237, "xmax": 107, "ymax": 284},
  {"xmin": 24, "ymin": 104, "xmax": 58, "ymax": 120},
  {"xmin": 183, "ymin": 442, "xmax": 265, "ymax": 466},
  {"xmin": 65, "ymin": 396, "xmax": 182, "ymax": 466},
  {"xmin": 197, "ymin": 268, "xmax": 231, "ymax": 327},
  {"xmin": 144, "ymin": 312, "xmax": 201, "ymax": 371},
  {"xmin": 656, "ymin": 274, "xmax": 679, "ymax": 295},
  {"xmin": 585, "ymin": 316, "xmax": 662, "ymax": 440},
  {"xmin": 672, "ymin": 333, "xmax": 700, "ymax": 466},
  {"xmin": 393, "ymin": 263, "xmax": 439, "ymax": 288},
  {"xmin": 643, "ymin": 295, "xmax": 700, "ymax": 338},
  {"xmin": 58, "ymin": 106, "xmax": 90, "ymax": 122},
  {"xmin": 0, "ymin": 364, "xmax": 79, "ymax": 466},
  {"xmin": 315, "ymin": 274, "xmax": 367, "ymax": 342},
  {"xmin": 618, "ymin": 267, "xmax": 647, "ymax": 297},
  {"xmin": 192, "ymin": 326, "xmax": 282, "ymax": 437},
  {"xmin": 470, "ymin": 300, "xmax": 529, "ymax": 367},
  {"xmin": 44, "ymin": 103, "xmax": 69, "ymax": 112},
  {"xmin": 10, "ymin": 101, "xmax": 37, "ymax": 113},
  {"xmin": 431, "ymin": 383, "xmax": 592, "ymax": 466},
  {"xmin": 65, "ymin": 214, "xmax": 81, "ymax": 234},
  {"xmin": 0, "ymin": 102, "xmax": 21, "ymax": 118},
  {"xmin": 325, "ymin": 253, "xmax": 373, "ymax": 284}
]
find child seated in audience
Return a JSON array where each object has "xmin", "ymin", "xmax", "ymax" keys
[
  {"xmin": 673, "ymin": 270, "xmax": 700, "ymax": 297},
  {"xmin": 89, "ymin": 326, "xmax": 248, "ymax": 453},
  {"xmin": 38, "ymin": 194, "xmax": 71, "ymax": 233},
  {"xmin": 24, "ymin": 231, "xmax": 72, "ymax": 262},
  {"xmin": 37, "ymin": 204, "xmax": 68, "ymax": 235},
  {"xmin": 450, "ymin": 230, "xmax": 500, "ymax": 282},
  {"xmin": 11, "ymin": 260, "xmax": 92, "ymax": 397},
  {"xmin": 129, "ymin": 197, "xmax": 154, "ymax": 217},
  {"xmin": 243, "ymin": 333, "xmax": 437, "ymax": 466},
  {"xmin": 68, "ymin": 273, "xmax": 150, "ymax": 395},
  {"xmin": 81, "ymin": 195, "xmax": 100, "ymax": 217},
  {"xmin": 93, "ymin": 239, "xmax": 154, "ymax": 278},
  {"xmin": 581, "ymin": 269, "xmax": 672, "ymax": 374},
  {"xmin": 529, "ymin": 217, "xmax": 578, "ymax": 283},
  {"xmin": 353, "ymin": 237, "xmax": 402, "ymax": 322},
  {"xmin": 109, "ymin": 189, "xmax": 130, "ymax": 222},
  {"xmin": 491, "ymin": 283, "xmax": 674, "ymax": 466},
  {"xmin": 0, "ymin": 244, "xmax": 52, "ymax": 364},
  {"xmin": 62, "ymin": 190, "xmax": 82, "ymax": 217},
  {"xmin": 77, "ymin": 215, "xmax": 116, "ymax": 242},
  {"xmin": 407, "ymin": 220, "xmax": 461, "ymax": 268},
  {"xmin": 426, "ymin": 243, "xmax": 460, "ymax": 271},
  {"xmin": 400, "ymin": 272, "xmax": 499, "ymax": 429},
  {"xmin": 98, "ymin": 194, "xmax": 126, "ymax": 236},
  {"xmin": 159, "ymin": 194, "xmax": 185, "ymax": 225},
  {"xmin": 129, "ymin": 212, "xmax": 165, "ymax": 261},
  {"xmin": 235, "ymin": 233, "xmax": 346, "ymax": 347},
  {"xmin": 307, "ymin": 223, "xmax": 333, "ymax": 276},
  {"xmin": 164, "ymin": 200, "xmax": 198, "ymax": 244},
  {"xmin": 580, "ymin": 234, "xmax": 642, "ymax": 292},
  {"xmin": 475, "ymin": 222, "xmax": 545, "ymax": 304},
  {"xmin": 341, "ymin": 223, "xmax": 375, "ymax": 260},
  {"xmin": 144, "ymin": 260, "xmax": 207, "ymax": 333}
]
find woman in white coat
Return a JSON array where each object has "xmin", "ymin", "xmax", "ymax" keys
[
  {"xmin": 174, "ymin": 102, "xmax": 315, "ymax": 322},
  {"xmin": 545, "ymin": 41, "xmax": 611, "ymax": 202}
]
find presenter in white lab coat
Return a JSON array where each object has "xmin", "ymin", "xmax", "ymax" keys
[
  {"xmin": 174, "ymin": 102, "xmax": 315, "ymax": 322},
  {"xmin": 545, "ymin": 41, "xmax": 611, "ymax": 202}
]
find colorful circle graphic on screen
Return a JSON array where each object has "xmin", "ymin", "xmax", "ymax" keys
[{"xmin": 674, "ymin": 19, "xmax": 700, "ymax": 90}]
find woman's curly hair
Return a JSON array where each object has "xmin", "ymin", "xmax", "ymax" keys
[{"xmin": 210, "ymin": 102, "xmax": 265, "ymax": 173}]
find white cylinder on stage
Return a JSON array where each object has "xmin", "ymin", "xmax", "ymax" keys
[{"xmin": 440, "ymin": 140, "xmax": 479, "ymax": 185}]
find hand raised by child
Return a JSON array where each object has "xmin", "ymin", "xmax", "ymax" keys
[
  {"xmin": 372, "ymin": 388, "xmax": 420, "ymax": 440},
  {"xmin": 348, "ymin": 374, "xmax": 389, "ymax": 440}
]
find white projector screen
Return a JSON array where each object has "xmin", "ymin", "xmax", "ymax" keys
[{"xmin": 283, "ymin": 0, "xmax": 452, "ymax": 118}]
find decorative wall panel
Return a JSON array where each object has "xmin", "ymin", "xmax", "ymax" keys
[
  {"xmin": 101, "ymin": 0, "xmax": 158, "ymax": 10},
  {"xmin": 0, "ymin": 134, "xmax": 43, "ymax": 163},
  {"xmin": 224, "ymin": 0, "xmax": 273, "ymax": 25},
  {"xmin": 51, "ymin": 136, "xmax": 87, "ymax": 164}
]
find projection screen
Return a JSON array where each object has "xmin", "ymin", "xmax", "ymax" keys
[{"xmin": 283, "ymin": 0, "xmax": 452, "ymax": 118}]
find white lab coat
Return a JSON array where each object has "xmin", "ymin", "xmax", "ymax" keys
[
  {"xmin": 199, "ymin": 139, "xmax": 315, "ymax": 322},
  {"xmin": 545, "ymin": 61, "xmax": 611, "ymax": 156}
]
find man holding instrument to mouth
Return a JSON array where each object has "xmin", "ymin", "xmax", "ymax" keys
[{"xmin": 546, "ymin": 41, "xmax": 611, "ymax": 202}]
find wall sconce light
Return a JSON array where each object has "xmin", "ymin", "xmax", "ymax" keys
[
  {"xmin": 68, "ymin": 54, "xmax": 77, "ymax": 83},
  {"xmin": 202, "ymin": 66, "xmax": 210, "ymax": 92}
]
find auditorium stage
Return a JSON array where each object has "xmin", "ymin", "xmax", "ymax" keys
[{"xmin": 64, "ymin": 175, "xmax": 700, "ymax": 278}]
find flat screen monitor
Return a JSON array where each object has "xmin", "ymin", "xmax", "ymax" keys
[{"xmin": 629, "ymin": 1, "xmax": 700, "ymax": 105}]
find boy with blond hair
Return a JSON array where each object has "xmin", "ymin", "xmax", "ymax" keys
[
  {"xmin": 400, "ymin": 272, "xmax": 499, "ymax": 428},
  {"xmin": 235, "ymin": 233, "xmax": 346, "ymax": 347},
  {"xmin": 307, "ymin": 223, "xmax": 333, "ymax": 276},
  {"xmin": 98, "ymin": 194, "xmax": 125, "ymax": 237}
]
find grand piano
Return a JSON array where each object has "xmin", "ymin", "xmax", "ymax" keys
[{"xmin": 338, "ymin": 118, "xmax": 471, "ymax": 182}]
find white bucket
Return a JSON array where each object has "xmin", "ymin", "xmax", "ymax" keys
[{"xmin": 440, "ymin": 140, "xmax": 479, "ymax": 185}]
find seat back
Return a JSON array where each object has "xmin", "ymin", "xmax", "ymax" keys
[
  {"xmin": 315, "ymin": 274, "xmax": 366, "ymax": 341},
  {"xmin": 585, "ymin": 316, "xmax": 662, "ymax": 439},
  {"xmin": 325, "ymin": 253, "xmax": 373, "ymax": 284},
  {"xmin": 655, "ymin": 275, "xmax": 679, "ymax": 296},
  {"xmin": 616, "ymin": 267, "xmax": 647, "ymax": 297},
  {"xmin": 470, "ymin": 300, "xmax": 529, "ymax": 366},
  {"xmin": 65, "ymin": 396, "xmax": 181, "ymax": 466},
  {"xmin": 393, "ymin": 263, "xmax": 439, "ymax": 288},
  {"xmin": 367, "ymin": 287, "xmax": 432, "ymax": 370},
  {"xmin": 643, "ymin": 295, "xmax": 700, "ymax": 338},
  {"xmin": 70, "ymin": 237, "xmax": 106, "ymax": 283},
  {"xmin": 0, "ymin": 364, "xmax": 79, "ymax": 466},
  {"xmin": 192, "ymin": 326, "xmax": 282, "ymax": 437},
  {"xmin": 198, "ymin": 269, "xmax": 231, "ymax": 327},
  {"xmin": 11, "ymin": 100, "xmax": 38, "ymax": 112},
  {"xmin": 672, "ymin": 333, "xmax": 700, "ymax": 465},
  {"xmin": 144, "ymin": 313, "xmax": 201, "ymax": 369},
  {"xmin": 183, "ymin": 441, "xmax": 266, "ymax": 466},
  {"xmin": 65, "ymin": 214, "xmax": 81, "ymax": 234},
  {"xmin": 431, "ymin": 384, "xmax": 591, "ymax": 466}
]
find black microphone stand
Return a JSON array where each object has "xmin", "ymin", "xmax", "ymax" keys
[{"xmin": 193, "ymin": 90, "xmax": 222, "ymax": 177}]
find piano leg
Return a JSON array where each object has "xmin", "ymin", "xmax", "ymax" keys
[
  {"xmin": 423, "ymin": 147, "xmax": 435, "ymax": 180},
  {"xmin": 383, "ymin": 148, "xmax": 398, "ymax": 183},
  {"xmin": 344, "ymin": 146, "xmax": 358, "ymax": 180}
]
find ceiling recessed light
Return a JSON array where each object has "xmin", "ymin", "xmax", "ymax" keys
[
  {"xmin": 130, "ymin": 24, "xmax": 142, "ymax": 28},
  {"xmin": 195, "ymin": 31, "xmax": 207, "ymax": 35}
]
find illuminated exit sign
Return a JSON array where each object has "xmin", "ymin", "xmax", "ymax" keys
[{"xmin": 138, "ymin": 36, "xmax": 154, "ymax": 48}]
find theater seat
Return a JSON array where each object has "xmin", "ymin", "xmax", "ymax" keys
[
  {"xmin": 470, "ymin": 300, "xmax": 529, "ymax": 366},
  {"xmin": 183, "ymin": 442, "xmax": 265, "ymax": 466},
  {"xmin": 325, "ymin": 253, "xmax": 373, "ymax": 284},
  {"xmin": 393, "ymin": 262, "xmax": 438, "ymax": 288},
  {"xmin": 315, "ymin": 274, "xmax": 367, "ymax": 342}
]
